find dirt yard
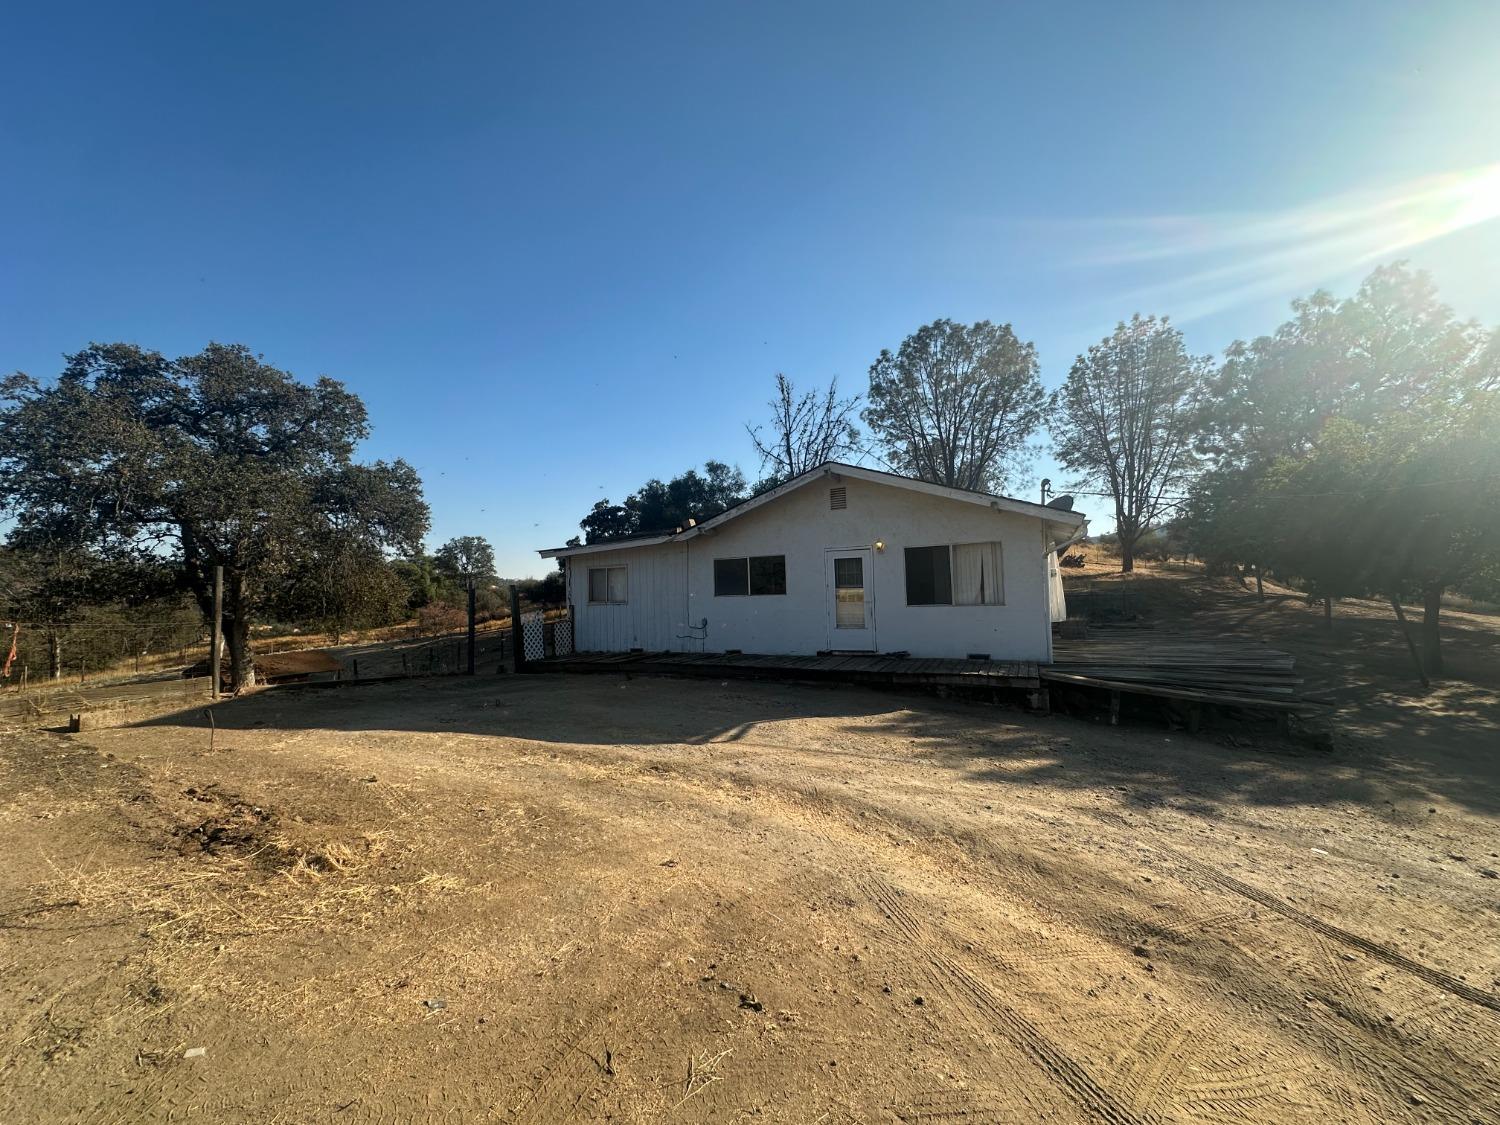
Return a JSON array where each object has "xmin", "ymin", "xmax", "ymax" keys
[{"xmin": 4, "ymin": 622, "xmax": 1500, "ymax": 1125}]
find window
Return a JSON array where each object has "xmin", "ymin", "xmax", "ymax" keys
[
  {"xmin": 952, "ymin": 541, "xmax": 1004, "ymax": 605},
  {"xmin": 833, "ymin": 555, "xmax": 865, "ymax": 628},
  {"xmin": 713, "ymin": 557, "xmax": 748, "ymax": 597},
  {"xmin": 749, "ymin": 555, "xmax": 787, "ymax": 595},
  {"xmin": 713, "ymin": 555, "xmax": 787, "ymax": 596},
  {"xmin": 587, "ymin": 565, "xmax": 627, "ymax": 604},
  {"xmin": 904, "ymin": 545, "xmax": 952, "ymax": 605},
  {"xmin": 905, "ymin": 542, "xmax": 1003, "ymax": 606}
]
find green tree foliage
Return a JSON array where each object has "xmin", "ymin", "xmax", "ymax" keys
[
  {"xmin": 1185, "ymin": 263, "xmax": 1498, "ymax": 676},
  {"xmin": 579, "ymin": 462, "xmax": 748, "ymax": 543},
  {"xmin": 513, "ymin": 571, "xmax": 566, "ymax": 607},
  {"xmin": 864, "ymin": 319, "xmax": 1045, "ymax": 492},
  {"xmin": 0, "ymin": 342, "xmax": 429, "ymax": 687},
  {"xmin": 1050, "ymin": 315, "xmax": 1209, "ymax": 572},
  {"xmin": 434, "ymin": 536, "xmax": 498, "ymax": 584}
]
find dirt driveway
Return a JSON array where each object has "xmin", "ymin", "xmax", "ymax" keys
[{"xmin": 3, "ymin": 672, "xmax": 1498, "ymax": 1123}]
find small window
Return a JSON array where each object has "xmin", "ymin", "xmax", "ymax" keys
[
  {"xmin": 829, "ymin": 486, "xmax": 847, "ymax": 510},
  {"xmin": 749, "ymin": 554, "xmax": 787, "ymax": 596},
  {"xmin": 588, "ymin": 565, "xmax": 627, "ymax": 604},
  {"xmin": 714, "ymin": 555, "xmax": 787, "ymax": 596},
  {"xmin": 904, "ymin": 545, "xmax": 952, "ymax": 605},
  {"xmin": 714, "ymin": 557, "xmax": 748, "ymax": 597}
]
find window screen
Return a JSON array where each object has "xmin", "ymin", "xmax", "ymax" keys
[
  {"xmin": 714, "ymin": 557, "xmax": 749, "ymax": 597},
  {"xmin": 904, "ymin": 545, "xmax": 952, "ymax": 605},
  {"xmin": 588, "ymin": 566, "xmax": 627, "ymax": 604},
  {"xmin": 748, "ymin": 555, "xmax": 786, "ymax": 596},
  {"xmin": 833, "ymin": 556, "xmax": 864, "ymax": 588}
]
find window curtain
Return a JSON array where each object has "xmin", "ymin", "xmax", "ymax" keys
[{"xmin": 952, "ymin": 542, "xmax": 1003, "ymax": 605}]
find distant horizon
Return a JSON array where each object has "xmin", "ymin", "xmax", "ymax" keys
[{"xmin": 5, "ymin": 2, "xmax": 1498, "ymax": 577}]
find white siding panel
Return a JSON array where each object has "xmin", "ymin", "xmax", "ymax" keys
[{"xmin": 568, "ymin": 542, "xmax": 689, "ymax": 652}]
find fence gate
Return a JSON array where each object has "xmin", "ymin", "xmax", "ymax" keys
[
  {"xmin": 552, "ymin": 609, "xmax": 573, "ymax": 657},
  {"xmin": 521, "ymin": 611, "xmax": 546, "ymax": 663},
  {"xmin": 520, "ymin": 607, "xmax": 573, "ymax": 664}
]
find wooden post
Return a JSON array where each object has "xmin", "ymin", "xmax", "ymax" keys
[
  {"xmin": 510, "ymin": 584, "xmax": 526, "ymax": 674},
  {"xmin": 210, "ymin": 565, "xmax": 223, "ymax": 700},
  {"xmin": 467, "ymin": 579, "xmax": 477, "ymax": 675}
]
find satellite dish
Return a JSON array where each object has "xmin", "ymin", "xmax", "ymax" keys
[{"xmin": 1045, "ymin": 495, "xmax": 1075, "ymax": 511}]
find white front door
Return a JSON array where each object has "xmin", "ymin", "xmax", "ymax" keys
[{"xmin": 826, "ymin": 548, "xmax": 876, "ymax": 651}]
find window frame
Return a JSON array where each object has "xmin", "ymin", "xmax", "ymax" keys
[
  {"xmin": 712, "ymin": 554, "xmax": 788, "ymax": 597},
  {"xmin": 903, "ymin": 544, "xmax": 953, "ymax": 606},
  {"xmin": 587, "ymin": 565, "xmax": 628, "ymax": 605},
  {"xmin": 904, "ymin": 541, "xmax": 1005, "ymax": 607}
]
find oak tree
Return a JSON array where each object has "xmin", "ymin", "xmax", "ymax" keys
[{"xmin": 0, "ymin": 342, "xmax": 428, "ymax": 688}]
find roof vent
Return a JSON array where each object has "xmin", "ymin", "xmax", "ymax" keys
[{"xmin": 829, "ymin": 486, "xmax": 847, "ymax": 510}]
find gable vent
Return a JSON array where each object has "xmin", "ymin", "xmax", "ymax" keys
[{"xmin": 829, "ymin": 486, "xmax": 847, "ymax": 510}]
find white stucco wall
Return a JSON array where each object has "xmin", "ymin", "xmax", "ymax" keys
[{"xmin": 568, "ymin": 474, "xmax": 1065, "ymax": 661}]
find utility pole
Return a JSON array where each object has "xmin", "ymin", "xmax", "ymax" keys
[
  {"xmin": 467, "ymin": 577, "xmax": 477, "ymax": 675},
  {"xmin": 210, "ymin": 565, "xmax": 223, "ymax": 700}
]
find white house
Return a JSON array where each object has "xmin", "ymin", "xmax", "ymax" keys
[{"xmin": 538, "ymin": 463, "xmax": 1087, "ymax": 663}]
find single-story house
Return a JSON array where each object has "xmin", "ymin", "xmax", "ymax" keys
[{"xmin": 538, "ymin": 462, "xmax": 1087, "ymax": 663}]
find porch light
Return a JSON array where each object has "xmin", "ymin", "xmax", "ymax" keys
[{"xmin": 874, "ymin": 540, "xmax": 885, "ymax": 552}]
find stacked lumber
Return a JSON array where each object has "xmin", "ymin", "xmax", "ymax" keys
[{"xmin": 1047, "ymin": 625, "xmax": 1305, "ymax": 707}]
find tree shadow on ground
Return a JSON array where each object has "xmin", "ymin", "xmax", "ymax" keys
[{"xmin": 124, "ymin": 656, "xmax": 1500, "ymax": 821}]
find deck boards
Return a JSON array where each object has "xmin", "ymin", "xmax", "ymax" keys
[
  {"xmin": 1043, "ymin": 625, "xmax": 1319, "ymax": 713},
  {"xmin": 535, "ymin": 649, "xmax": 1042, "ymax": 688}
]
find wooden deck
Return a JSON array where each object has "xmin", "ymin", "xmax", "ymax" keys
[
  {"xmin": 1044, "ymin": 625, "xmax": 1321, "ymax": 718},
  {"xmin": 534, "ymin": 650, "xmax": 1041, "ymax": 689}
]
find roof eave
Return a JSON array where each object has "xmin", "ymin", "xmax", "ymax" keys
[{"xmin": 538, "ymin": 535, "xmax": 675, "ymax": 559}]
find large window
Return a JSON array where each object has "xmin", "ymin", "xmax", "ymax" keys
[
  {"xmin": 587, "ymin": 565, "xmax": 628, "ymax": 604},
  {"xmin": 905, "ymin": 542, "xmax": 1003, "ymax": 606},
  {"xmin": 713, "ymin": 555, "xmax": 787, "ymax": 597}
]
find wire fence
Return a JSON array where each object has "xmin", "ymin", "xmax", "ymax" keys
[{"xmin": 1, "ymin": 604, "xmax": 574, "ymax": 699}]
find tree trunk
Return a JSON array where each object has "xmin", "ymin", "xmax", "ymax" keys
[
  {"xmin": 225, "ymin": 571, "xmax": 253, "ymax": 691},
  {"xmin": 1254, "ymin": 564, "xmax": 1265, "ymax": 601},
  {"xmin": 1421, "ymin": 583, "xmax": 1444, "ymax": 679},
  {"xmin": 1390, "ymin": 595, "xmax": 1430, "ymax": 691},
  {"xmin": 1119, "ymin": 536, "xmax": 1135, "ymax": 574},
  {"xmin": 48, "ymin": 630, "xmax": 62, "ymax": 680}
]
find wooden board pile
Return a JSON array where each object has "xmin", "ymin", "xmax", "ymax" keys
[{"xmin": 1047, "ymin": 624, "xmax": 1304, "ymax": 706}]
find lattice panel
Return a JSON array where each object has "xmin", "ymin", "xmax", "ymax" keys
[
  {"xmin": 522, "ymin": 611, "xmax": 546, "ymax": 662},
  {"xmin": 552, "ymin": 613, "xmax": 573, "ymax": 656}
]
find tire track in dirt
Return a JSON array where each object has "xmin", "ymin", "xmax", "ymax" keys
[
  {"xmin": 847, "ymin": 869, "xmax": 1154, "ymax": 1125},
  {"xmin": 1081, "ymin": 809, "xmax": 1500, "ymax": 1121},
  {"xmin": 790, "ymin": 801, "xmax": 1323, "ymax": 1125},
  {"xmin": 1084, "ymin": 809, "xmax": 1500, "ymax": 1015}
]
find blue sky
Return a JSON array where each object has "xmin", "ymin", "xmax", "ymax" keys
[{"xmin": 4, "ymin": 2, "xmax": 1499, "ymax": 577}]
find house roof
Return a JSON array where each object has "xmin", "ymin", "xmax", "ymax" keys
[{"xmin": 538, "ymin": 461, "xmax": 1086, "ymax": 559}]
